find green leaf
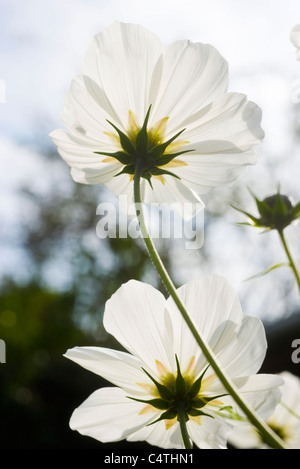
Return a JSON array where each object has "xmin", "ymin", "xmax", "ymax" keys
[
  {"xmin": 218, "ymin": 406, "xmax": 245, "ymax": 421},
  {"xmin": 255, "ymin": 197, "xmax": 273, "ymax": 219},
  {"xmin": 244, "ymin": 262, "xmax": 289, "ymax": 282}
]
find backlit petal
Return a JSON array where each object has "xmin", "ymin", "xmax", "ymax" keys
[
  {"xmin": 69, "ymin": 387, "xmax": 157, "ymax": 443},
  {"xmin": 103, "ymin": 280, "xmax": 175, "ymax": 378},
  {"xmin": 64, "ymin": 346, "xmax": 152, "ymax": 396}
]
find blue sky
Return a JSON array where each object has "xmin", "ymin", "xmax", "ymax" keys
[{"xmin": 1, "ymin": 0, "xmax": 300, "ymax": 321}]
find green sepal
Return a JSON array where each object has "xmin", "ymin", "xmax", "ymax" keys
[
  {"xmin": 140, "ymin": 170, "xmax": 154, "ymax": 189},
  {"xmin": 150, "ymin": 167, "xmax": 181, "ymax": 180},
  {"xmin": 141, "ymin": 368, "xmax": 174, "ymax": 401},
  {"xmin": 187, "ymin": 409, "xmax": 213, "ymax": 418},
  {"xmin": 106, "ymin": 120, "xmax": 136, "ymax": 155},
  {"xmin": 136, "ymin": 105, "xmax": 151, "ymax": 154},
  {"xmin": 155, "ymin": 149, "xmax": 193, "ymax": 166},
  {"xmin": 273, "ymin": 193, "xmax": 289, "ymax": 217},
  {"xmin": 126, "ymin": 396, "xmax": 169, "ymax": 410},
  {"xmin": 187, "ymin": 365, "xmax": 209, "ymax": 399},
  {"xmin": 192, "ymin": 393, "xmax": 227, "ymax": 409},
  {"xmin": 149, "ymin": 128, "xmax": 186, "ymax": 159},
  {"xmin": 175, "ymin": 355, "xmax": 187, "ymax": 395},
  {"xmin": 114, "ymin": 164, "xmax": 135, "ymax": 177},
  {"xmin": 293, "ymin": 201, "xmax": 300, "ymax": 218},
  {"xmin": 146, "ymin": 409, "xmax": 177, "ymax": 427},
  {"xmin": 94, "ymin": 150, "xmax": 133, "ymax": 166},
  {"xmin": 231, "ymin": 204, "xmax": 261, "ymax": 226}
]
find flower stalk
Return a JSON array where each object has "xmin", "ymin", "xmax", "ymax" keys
[
  {"xmin": 133, "ymin": 164, "xmax": 286, "ymax": 450},
  {"xmin": 278, "ymin": 229, "xmax": 300, "ymax": 296},
  {"xmin": 177, "ymin": 401, "xmax": 193, "ymax": 449}
]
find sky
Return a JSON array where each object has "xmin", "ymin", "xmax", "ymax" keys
[{"xmin": 1, "ymin": 0, "xmax": 300, "ymax": 321}]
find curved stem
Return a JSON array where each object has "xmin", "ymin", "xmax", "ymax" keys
[
  {"xmin": 133, "ymin": 167, "xmax": 286, "ymax": 450},
  {"xmin": 177, "ymin": 403, "xmax": 192, "ymax": 449},
  {"xmin": 278, "ymin": 229, "xmax": 300, "ymax": 296}
]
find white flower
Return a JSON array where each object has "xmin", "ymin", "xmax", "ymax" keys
[
  {"xmin": 64, "ymin": 275, "xmax": 282, "ymax": 449},
  {"xmin": 228, "ymin": 371, "xmax": 300, "ymax": 449},
  {"xmin": 290, "ymin": 25, "xmax": 300, "ymax": 60},
  {"xmin": 50, "ymin": 22, "xmax": 264, "ymax": 216}
]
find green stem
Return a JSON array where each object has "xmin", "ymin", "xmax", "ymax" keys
[
  {"xmin": 278, "ymin": 229, "xmax": 300, "ymax": 296},
  {"xmin": 133, "ymin": 166, "xmax": 286, "ymax": 450},
  {"xmin": 177, "ymin": 403, "xmax": 192, "ymax": 449}
]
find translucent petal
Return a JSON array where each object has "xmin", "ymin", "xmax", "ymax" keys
[
  {"xmin": 165, "ymin": 275, "xmax": 244, "ymax": 375},
  {"xmin": 64, "ymin": 346, "xmax": 153, "ymax": 396},
  {"xmin": 82, "ymin": 21, "xmax": 162, "ymax": 130},
  {"xmin": 127, "ymin": 420, "xmax": 184, "ymax": 449},
  {"xmin": 187, "ymin": 416, "xmax": 231, "ymax": 449},
  {"xmin": 69, "ymin": 387, "xmax": 157, "ymax": 443},
  {"xmin": 103, "ymin": 280, "xmax": 175, "ymax": 378},
  {"xmin": 150, "ymin": 40, "xmax": 228, "ymax": 134}
]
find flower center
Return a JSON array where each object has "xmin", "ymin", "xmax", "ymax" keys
[
  {"xmin": 94, "ymin": 106, "xmax": 193, "ymax": 187},
  {"xmin": 129, "ymin": 356, "xmax": 225, "ymax": 429}
]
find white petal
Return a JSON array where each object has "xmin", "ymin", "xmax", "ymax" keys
[
  {"xmin": 187, "ymin": 417, "xmax": 231, "ymax": 449},
  {"xmin": 150, "ymin": 40, "xmax": 228, "ymax": 133},
  {"xmin": 64, "ymin": 346, "xmax": 151, "ymax": 395},
  {"xmin": 106, "ymin": 174, "xmax": 204, "ymax": 219},
  {"xmin": 165, "ymin": 275, "xmax": 244, "ymax": 374},
  {"xmin": 228, "ymin": 425, "xmax": 260, "ymax": 449},
  {"xmin": 49, "ymin": 128, "xmax": 122, "ymax": 183},
  {"xmin": 181, "ymin": 93, "xmax": 264, "ymax": 149},
  {"xmin": 213, "ymin": 315, "xmax": 267, "ymax": 378},
  {"xmin": 170, "ymin": 93, "xmax": 263, "ymax": 194},
  {"xmin": 128, "ymin": 421, "xmax": 184, "ymax": 449},
  {"xmin": 60, "ymin": 75, "xmax": 116, "ymax": 141},
  {"xmin": 212, "ymin": 374, "xmax": 283, "ymax": 422},
  {"xmin": 170, "ymin": 152, "xmax": 254, "ymax": 195},
  {"xmin": 103, "ymin": 280, "xmax": 175, "ymax": 378},
  {"xmin": 275, "ymin": 372, "xmax": 300, "ymax": 426},
  {"xmin": 70, "ymin": 164, "xmax": 122, "ymax": 185},
  {"xmin": 105, "ymin": 172, "xmax": 135, "ymax": 200},
  {"xmin": 290, "ymin": 25, "xmax": 300, "ymax": 48},
  {"xmin": 83, "ymin": 22, "xmax": 162, "ymax": 130},
  {"xmin": 69, "ymin": 387, "xmax": 157, "ymax": 443},
  {"xmin": 143, "ymin": 176, "xmax": 205, "ymax": 219}
]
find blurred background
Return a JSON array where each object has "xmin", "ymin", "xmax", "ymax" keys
[{"xmin": 1, "ymin": 0, "xmax": 300, "ymax": 449}]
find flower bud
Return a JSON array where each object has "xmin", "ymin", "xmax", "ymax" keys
[{"xmin": 233, "ymin": 190, "xmax": 300, "ymax": 232}]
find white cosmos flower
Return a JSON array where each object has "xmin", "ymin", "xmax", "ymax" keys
[
  {"xmin": 290, "ymin": 25, "xmax": 300, "ymax": 60},
  {"xmin": 64, "ymin": 275, "xmax": 282, "ymax": 449},
  {"xmin": 50, "ymin": 22, "xmax": 264, "ymax": 216},
  {"xmin": 229, "ymin": 371, "xmax": 300, "ymax": 449}
]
